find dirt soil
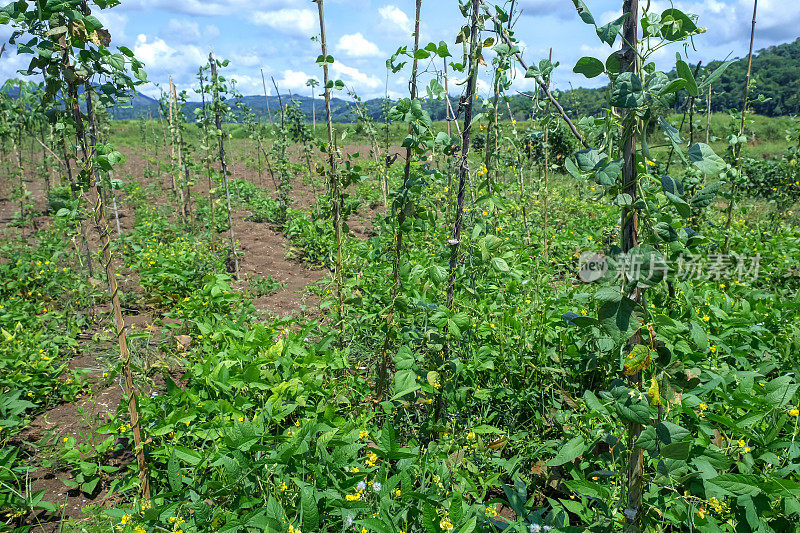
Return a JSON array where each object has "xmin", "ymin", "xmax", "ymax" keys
[{"xmin": 1, "ymin": 135, "xmax": 378, "ymax": 530}]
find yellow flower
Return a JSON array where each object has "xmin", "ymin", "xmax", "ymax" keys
[
  {"xmin": 702, "ymin": 315, "xmax": 710, "ymax": 322},
  {"xmin": 744, "ymin": 446, "xmax": 751, "ymax": 453},
  {"xmin": 699, "ymin": 403, "xmax": 708, "ymax": 411},
  {"xmin": 698, "ymin": 507, "xmax": 706, "ymax": 519},
  {"xmin": 121, "ymin": 514, "xmax": 130, "ymax": 525},
  {"xmin": 439, "ymin": 519, "xmax": 453, "ymax": 531},
  {"xmin": 790, "ymin": 408, "xmax": 799, "ymax": 417},
  {"xmin": 485, "ymin": 505, "xmax": 498, "ymax": 517},
  {"xmin": 358, "ymin": 430, "xmax": 369, "ymax": 440},
  {"xmin": 709, "ymin": 345, "xmax": 717, "ymax": 353},
  {"xmin": 467, "ymin": 431, "xmax": 475, "ymax": 440},
  {"xmin": 280, "ymin": 482, "xmax": 287, "ymax": 491},
  {"xmin": 394, "ymin": 488, "xmax": 401, "ymax": 497}
]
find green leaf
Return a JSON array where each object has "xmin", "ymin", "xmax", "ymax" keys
[
  {"xmin": 391, "ymin": 370, "xmax": 420, "ymax": 400},
  {"xmin": 174, "ymin": 446, "xmax": 202, "ymax": 466},
  {"xmin": 708, "ymin": 474, "xmax": 762, "ymax": 496},
  {"xmin": 573, "ymin": 56, "xmax": 604, "ymax": 78},
  {"xmin": 547, "ymin": 436, "xmax": 587, "ymax": 466},
  {"xmin": 764, "ymin": 374, "xmax": 799, "ymax": 408},
  {"xmin": 596, "ymin": 288, "xmax": 639, "ymax": 342},
  {"xmin": 594, "ymin": 158, "xmax": 623, "ymax": 186},
  {"xmin": 564, "ymin": 479, "xmax": 611, "ymax": 500},
  {"xmin": 660, "ymin": 441, "xmax": 691, "ymax": 460},
  {"xmin": 690, "ymin": 181, "xmax": 721, "ymax": 208},
  {"xmin": 301, "ymin": 487, "xmax": 319, "ymax": 531},
  {"xmin": 659, "ymin": 78, "xmax": 687, "ymax": 95},
  {"xmin": 167, "ymin": 449, "xmax": 181, "ymax": 492},
  {"xmin": 107, "ymin": 53, "xmax": 125, "ymax": 71},
  {"xmin": 491, "ymin": 257, "xmax": 510, "ymax": 273},
  {"xmin": 676, "ymin": 59, "xmax": 698, "ymax": 97},
  {"xmin": 654, "ymin": 222, "xmax": 679, "ymax": 242},
  {"xmin": 698, "ymin": 60, "xmax": 734, "ymax": 91},
  {"xmin": 610, "ymin": 72, "xmax": 644, "ymax": 108},
  {"xmin": 571, "ymin": 0, "xmax": 596, "ymax": 25},
  {"xmin": 616, "ymin": 398, "xmax": 652, "ymax": 425},
  {"xmin": 596, "ymin": 13, "xmax": 628, "ymax": 46},
  {"xmin": 689, "ymin": 321, "xmax": 708, "ymax": 350},
  {"xmin": 688, "ymin": 143, "xmax": 726, "ymax": 174},
  {"xmin": 660, "ymin": 9, "xmax": 698, "ymax": 41},
  {"xmin": 422, "ymin": 503, "xmax": 439, "ymax": 533}
]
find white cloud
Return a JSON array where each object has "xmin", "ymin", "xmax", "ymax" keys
[
  {"xmin": 378, "ymin": 5, "xmax": 412, "ymax": 34},
  {"xmin": 95, "ymin": 12, "xmax": 129, "ymax": 42},
  {"xmin": 132, "ymin": 34, "xmax": 206, "ymax": 97},
  {"xmin": 331, "ymin": 61, "xmax": 382, "ymax": 90},
  {"xmin": 272, "ymin": 69, "xmax": 318, "ymax": 94},
  {"xmin": 336, "ymin": 32, "xmax": 382, "ymax": 58},
  {"xmin": 252, "ymin": 8, "xmax": 315, "ymax": 36},
  {"xmin": 119, "ymin": 0, "xmax": 303, "ymax": 17}
]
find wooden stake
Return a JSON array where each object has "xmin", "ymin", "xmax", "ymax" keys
[
  {"xmin": 314, "ymin": 0, "xmax": 344, "ymax": 346},
  {"xmin": 85, "ymin": 84, "xmax": 150, "ymax": 501},
  {"xmin": 210, "ymin": 53, "xmax": 240, "ymax": 279}
]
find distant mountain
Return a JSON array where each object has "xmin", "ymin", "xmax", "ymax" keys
[
  {"xmin": 108, "ymin": 37, "xmax": 800, "ymax": 122},
  {"xmin": 109, "ymin": 92, "xmax": 362, "ymax": 123}
]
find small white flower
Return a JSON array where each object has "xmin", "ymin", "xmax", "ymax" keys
[
  {"xmin": 542, "ymin": 528, "xmax": 552, "ymax": 533},
  {"xmin": 372, "ymin": 482, "xmax": 382, "ymax": 492},
  {"xmin": 529, "ymin": 524, "xmax": 541, "ymax": 533},
  {"xmin": 345, "ymin": 516, "xmax": 353, "ymax": 527},
  {"xmin": 357, "ymin": 481, "xmax": 366, "ymax": 491},
  {"xmin": 448, "ymin": 239, "xmax": 459, "ymax": 245},
  {"xmin": 624, "ymin": 507, "xmax": 637, "ymax": 520}
]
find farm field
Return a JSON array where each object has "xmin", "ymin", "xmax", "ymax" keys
[{"xmin": 1, "ymin": 1, "xmax": 800, "ymax": 533}]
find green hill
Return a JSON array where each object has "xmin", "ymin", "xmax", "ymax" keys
[{"xmin": 110, "ymin": 37, "xmax": 800, "ymax": 122}]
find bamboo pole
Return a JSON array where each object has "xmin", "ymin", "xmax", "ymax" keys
[
  {"xmin": 209, "ymin": 53, "xmax": 240, "ymax": 278},
  {"xmin": 314, "ymin": 0, "xmax": 344, "ymax": 346}
]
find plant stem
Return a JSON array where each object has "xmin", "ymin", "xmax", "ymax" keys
[
  {"xmin": 723, "ymin": 0, "xmax": 758, "ymax": 253},
  {"xmin": 314, "ymin": 0, "xmax": 344, "ymax": 346},
  {"xmin": 209, "ymin": 52, "xmax": 240, "ymax": 279}
]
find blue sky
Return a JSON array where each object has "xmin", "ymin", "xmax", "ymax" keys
[{"xmin": 1, "ymin": 0, "xmax": 798, "ymax": 101}]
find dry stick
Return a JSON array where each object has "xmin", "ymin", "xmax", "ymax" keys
[
  {"xmin": 260, "ymin": 69, "xmax": 274, "ymax": 126},
  {"xmin": 209, "ymin": 53, "xmax": 240, "ymax": 279},
  {"xmin": 271, "ymin": 77, "xmax": 285, "ymax": 128},
  {"xmin": 378, "ymin": 0, "xmax": 422, "ymax": 399},
  {"xmin": 257, "ymin": 71, "xmax": 279, "ymax": 190},
  {"xmin": 314, "ymin": 0, "xmax": 344, "ymax": 346},
  {"xmin": 198, "ymin": 68, "xmax": 216, "ymax": 232},
  {"xmin": 59, "ymin": 131, "xmax": 94, "ymax": 276},
  {"xmin": 543, "ymin": 48, "xmax": 552, "ymax": 261},
  {"xmin": 688, "ymin": 61, "xmax": 702, "ymax": 146},
  {"xmin": 84, "ymin": 85, "xmax": 150, "ymax": 500},
  {"xmin": 437, "ymin": 0, "xmax": 481, "ymax": 423},
  {"xmin": 168, "ymin": 77, "xmax": 187, "ymax": 224},
  {"xmin": 618, "ymin": 1, "xmax": 643, "ymax": 531},
  {"xmin": 479, "ymin": 4, "xmax": 589, "ymax": 149},
  {"xmin": 723, "ymin": 0, "xmax": 758, "ymax": 253},
  {"xmin": 484, "ymin": 62, "xmax": 500, "ymax": 232},
  {"xmin": 705, "ymin": 83, "xmax": 712, "ymax": 144},
  {"xmin": 172, "ymin": 80, "xmax": 192, "ymax": 225},
  {"xmin": 352, "ymin": 95, "xmax": 378, "ymax": 203}
]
